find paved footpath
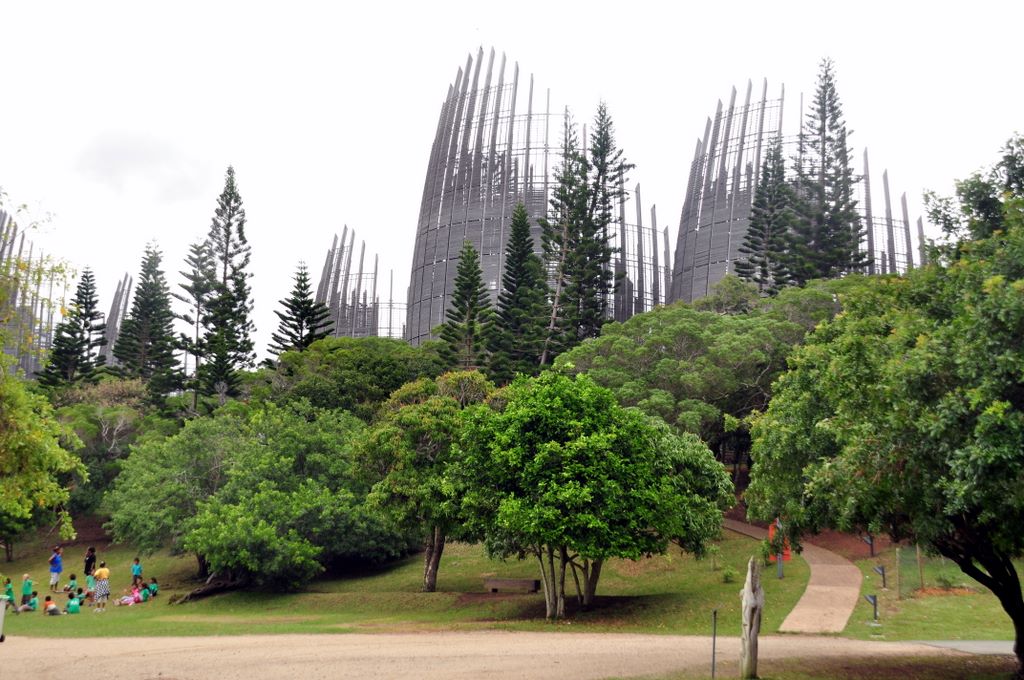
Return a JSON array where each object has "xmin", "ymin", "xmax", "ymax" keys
[{"xmin": 723, "ymin": 518, "xmax": 863, "ymax": 634}]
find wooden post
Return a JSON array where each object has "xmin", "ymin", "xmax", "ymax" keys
[
  {"xmin": 916, "ymin": 544, "xmax": 925, "ymax": 592},
  {"xmin": 895, "ymin": 546, "xmax": 902, "ymax": 600},
  {"xmin": 740, "ymin": 557, "xmax": 764, "ymax": 679}
]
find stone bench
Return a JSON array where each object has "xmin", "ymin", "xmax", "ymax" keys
[{"xmin": 483, "ymin": 577, "xmax": 541, "ymax": 593}]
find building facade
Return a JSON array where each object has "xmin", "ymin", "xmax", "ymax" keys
[{"xmin": 669, "ymin": 79, "xmax": 927, "ymax": 303}]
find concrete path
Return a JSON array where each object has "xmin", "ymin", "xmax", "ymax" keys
[
  {"xmin": 723, "ymin": 518, "xmax": 863, "ymax": 634},
  {"xmin": 914, "ymin": 640, "xmax": 1015, "ymax": 655}
]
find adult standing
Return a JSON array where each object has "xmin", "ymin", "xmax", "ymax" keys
[
  {"xmin": 48, "ymin": 546, "xmax": 63, "ymax": 592},
  {"xmin": 83, "ymin": 546, "xmax": 96, "ymax": 577},
  {"xmin": 92, "ymin": 561, "xmax": 110, "ymax": 613}
]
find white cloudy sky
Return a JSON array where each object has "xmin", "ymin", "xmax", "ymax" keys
[{"xmin": 1, "ymin": 0, "xmax": 1020, "ymax": 359}]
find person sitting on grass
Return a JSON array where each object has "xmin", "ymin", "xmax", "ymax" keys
[
  {"xmin": 65, "ymin": 592, "xmax": 81, "ymax": 614},
  {"xmin": 63, "ymin": 573, "xmax": 78, "ymax": 593},
  {"xmin": 3, "ymin": 577, "xmax": 14, "ymax": 609},
  {"xmin": 147, "ymin": 577, "xmax": 159, "ymax": 597},
  {"xmin": 16, "ymin": 591, "xmax": 38, "ymax": 613},
  {"xmin": 115, "ymin": 585, "xmax": 141, "ymax": 607},
  {"xmin": 139, "ymin": 582, "xmax": 151, "ymax": 603},
  {"xmin": 75, "ymin": 587, "xmax": 87, "ymax": 605},
  {"xmin": 43, "ymin": 595, "xmax": 61, "ymax": 616}
]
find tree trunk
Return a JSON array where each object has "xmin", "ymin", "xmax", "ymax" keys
[
  {"xmin": 939, "ymin": 542, "xmax": 1024, "ymax": 679},
  {"xmin": 740, "ymin": 557, "xmax": 765, "ymax": 679},
  {"xmin": 537, "ymin": 546, "xmax": 557, "ymax": 620},
  {"xmin": 422, "ymin": 526, "xmax": 445, "ymax": 593},
  {"xmin": 556, "ymin": 547, "xmax": 568, "ymax": 619},
  {"xmin": 195, "ymin": 553, "xmax": 209, "ymax": 579},
  {"xmin": 4, "ymin": 538, "xmax": 13, "ymax": 562},
  {"xmin": 582, "ymin": 559, "xmax": 602, "ymax": 608}
]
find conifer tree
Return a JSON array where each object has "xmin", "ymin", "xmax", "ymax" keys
[
  {"xmin": 489, "ymin": 204, "xmax": 549, "ymax": 384},
  {"xmin": 201, "ymin": 166, "xmax": 254, "ymax": 399},
  {"xmin": 788, "ymin": 58, "xmax": 865, "ymax": 284},
  {"xmin": 735, "ymin": 140, "xmax": 795, "ymax": 295},
  {"xmin": 539, "ymin": 104, "xmax": 631, "ymax": 365},
  {"xmin": 174, "ymin": 240, "xmax": 215, "ymax": 411},
  {"xmin": 113, "ymin": 245, "xmax": 181, "ymax": 398},
  {"xmin": 438, "ymin": 241, "xmax": 493, "ymax": 371},
  {"xmin": 37, "ymin": 268, "xmax": 106, "ymax": 387},
  {"xmin": 266, "ymin": 263, "xmax": 333, "ymax": 361}
]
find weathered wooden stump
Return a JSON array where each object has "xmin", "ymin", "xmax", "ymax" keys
[{"xmin": 740, "ymin": 556, "xmax": 765, "ymax": 679}]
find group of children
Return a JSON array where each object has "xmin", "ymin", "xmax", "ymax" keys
[{"xmin": 2, "ymin": 548, "xmax": 159, "ymax": 616}]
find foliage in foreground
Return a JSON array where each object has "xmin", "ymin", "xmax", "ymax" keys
[
  {"xmin": 107, "ymin": 401, "xmax": 414, "ymax": 587},
  {"xmin": 459, "ymin": 372, "xmax": 734, "ymax": 619},
  {"xmin": 747, "ymin": 142, "xmax": 1024, "ymax": 674}
]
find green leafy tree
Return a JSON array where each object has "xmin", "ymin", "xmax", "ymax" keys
[
  {"xmin": 183, "ymin": 402, "xmax": 410, "ymax": 589},
  {"xmin": 256, "ymin": 336, "xmax": 445, "ymax": 421},
  {"xmin": 57, "ymin": 378, "xmax": 178, "ymax": 513},
  {"xmin": 459, "ymin": 372, "xmax": 732, "ymax": 619},
  {"xmin": 38, "ymin": 268, "xmax": 106, "ymax": 388},
  {"xmin": 438, "ymin": 241, "xmax": 493, "ymax": 371},
  {"xmin": 113, "ymin": 245, "xmax": 181, "ymax": 399},
  {"xmin": 489, "ymin": 204, "xmax": 549, "ymax": 384},
  {"xmin": 174, "ymin": 240, "xmax": 216, "ymax": 412},
  {"xmin": 105, "ymin": 408, "xmax": 250, "ymax": 576},
  {"xmin": 201, "ymin": 166, "xmax": 255, "ymax": 399},
  {"xmin": 358, "ymin": 371, "xmax": 493, "ymax": 592},
  {"xmin": 735, "ymin": 140, "xmax": 795, "ymax": 295},
  {"xmin": 787, "ymin": 58, "xmax": 865, "ymax": 284},
  {"xmin": 266, "ymin": 262, "xmax": 333, "ymax": 361},
  {"xmin": 746, "ymin": 165, "xmax": 1024, "ymax": 673},
  {"xmin": 0, "ymin": 353, "xmax": 85, "ymax": 546}
]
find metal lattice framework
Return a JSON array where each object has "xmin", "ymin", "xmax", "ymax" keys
[
  {"xmin": 1, "ymin": 209, "xmax": 59, "ymax": 375},
  {"xmin": 669, "ymin": 79, "xmax": 926, "ymax": 303},
  {"xmin": 406, "ymin": 48, "xmax": 669, "ymax": 344},
  {"xmin": 315, "ymin": 226, "xmax": 406, "ymax": 340}
]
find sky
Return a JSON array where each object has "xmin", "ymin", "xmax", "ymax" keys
[{"xmin": 2, "ymin": 0, "xmax": 1020, "ymax": 360}]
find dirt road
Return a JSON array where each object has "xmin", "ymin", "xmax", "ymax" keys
[{"xmin": 1, "ymin": 632, "xmax": 962, "ymax": 679}]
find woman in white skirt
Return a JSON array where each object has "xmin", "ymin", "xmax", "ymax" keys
[{"xmin": 92, "ymin": 561, "xmax": 111, "ymax": 612}]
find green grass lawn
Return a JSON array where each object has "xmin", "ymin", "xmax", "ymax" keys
[
  {"xmin": 843, "ymin": 548, "xmax": 1018, "ymax": 642},
  {"xmin": 1, "ymin": 527, "xmax": 808, "ymax": 638}
]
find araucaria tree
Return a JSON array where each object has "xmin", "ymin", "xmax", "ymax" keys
[
  {"xmin": 267, "ymin": 263, "xmax": 333, "ymax": 361},
  {"xmin": 460, "ymin": 372, "xmax": 733, "ymax": 620},
  {"xmin": 38, "ymin": 268, "xmax": 106, "ymax": 388},
  {"xmin": 438, "ymin": 241, "xmax": 493, "ymax": 370},
  {"xmin": 787, "ymin": 58, "xmax": 864, "ymax": 284},
  {"xmin": 540, "ymin": 104, "xmax": 632, "ymax": 364},
  {"xmin": 201, "ymin": 166, "xmax": 255, "ymax": 399},
  {"xmin": 735, "ymin": 139, "xmax": 794, "ymax": 295},
  {"xmin": 489, "ymin": 203, "xmax": 549, "ymax": 384},
  {"xmin": 747, "ymin": 137, "xmax": 1024, "ymax": 677},
  {"xmin": 113, "ymin": 245, "xmax": 181, "ymax": 399},
  {"xmin": 174, "ymin": 240, "xmax": 215, "ymax": 411}
]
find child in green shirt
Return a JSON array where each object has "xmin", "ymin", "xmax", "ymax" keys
[
  {"xmin": 65, "ymin": 592, "xmax": 81, "ymax": 614},
  {"xmin": 64, "ymin": 574, "xmax": 78, "ymax": 593}
]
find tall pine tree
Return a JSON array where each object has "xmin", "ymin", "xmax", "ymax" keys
[
  {"xmin": 788, "ymin": 58, "xmax": 865, "ymax": 284},
  {"xmin": 201, "ymin": 166, "xmax": 254, "ymax": 399},
  {"xmin": 540, "ymin": 103, "xmax": 631, "ymax": 365},
  {"xmin": 266, "ymin": 262, "xmax": 333, "ymax": 361},
  {"xmin": 735, "ymin": 140, "xmax": 795, "ymax": 295},
  {"xmin": 438, "ymin": 240, "xmax": 493, "ymax": 371},
  {"xmin": 174, "ymin": 239, "xmax": 215, "ymax": 411},
  {"xmin": 489, "ymin": 204, "xmax": 549, "ymax": 384},
  {"xmin": 113, "ymin": 245, "xmax": 181, "ymax": 399},
  {"xmin": 37, "ymin": 268, "xmax": 106, "ymax": 388}
]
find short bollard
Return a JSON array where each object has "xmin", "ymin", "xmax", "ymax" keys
[
  {"xmin": 861, "ymin": 534, "xmax": 875, "ymax": 557},
  {"xmin": 864, "ymin": 594, "xmax": 879, "ymax": 621},
  {"xmin": 873, "ymin": 564, "xmax": 887, "ymax": 589}
]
